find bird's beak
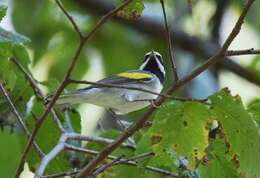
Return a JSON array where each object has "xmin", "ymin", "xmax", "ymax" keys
[{"xmin": 150, "ymin": 50, "xmax": 156, "ymax": 58}]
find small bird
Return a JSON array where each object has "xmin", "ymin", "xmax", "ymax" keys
[{"xmin": 52, "ymin": 51, "xmax": 165, "ymax": 115}]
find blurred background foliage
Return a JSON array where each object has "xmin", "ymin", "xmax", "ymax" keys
[{"xmin": 0, "ymin": 0, "xmax": 260, "ymax": 178}]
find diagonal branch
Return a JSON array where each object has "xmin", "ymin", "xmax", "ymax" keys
[
  {"xmin": 10, "ymin": 57, "xmax": 64, "ymax": 132},
  {"xmin": 43, "ymin": 145, "xmax": 177, "ymax": 178},
  {"xmin": 75, "ymin": 1, "xmax": 255, "ymax": 177},
  {"xmin": 0, "ymin": 83, "xmax": 44, "ymax": 158},
  {"xmin": 211, "ymin": 0, "xmax": 230, "ymax": 41},
  {"xmin": 69, "ymin": 79, "xmax": 208, "ymax": 102},
  {"xmin": 226, "ymin": 48, "xmax": 260, "ymax": 56},
  {"xmin": 76, "ymin": 0, "xmax": 260, "ymax": 86},
  {"xmin": 160, "ymin": 0, "xmax": 178, "ymax": 82},
  {"xmin": 55, "ymin": 0, "xmax": 83, "ymax": 39},
  {"xmin": 35, "ymin": 132, "xmax": 143, "ymax": 177},
  {"xmin": 91, "ymin": 155, "xmax": 124, "ymax": 177},
  {"xmin": 14, "ymin": 1, "xmax": 134, "ymax": 178}
]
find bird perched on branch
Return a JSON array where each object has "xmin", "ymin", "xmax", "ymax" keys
[{"xmin": 47, "ymin": 51, "xmax": 165, "ymax": 115}]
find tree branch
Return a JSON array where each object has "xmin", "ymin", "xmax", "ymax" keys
[
  {"xmin": 66, "ymin": 133, "xmax": 135, "ymax": 150},
  {"xmin": 91, "ymin": 155, "xmax": 124, "ymax": 177},
  {"xmin": 55, "ymin": 0, "xmax": 83, "ymax": 39},
  {"xmin": 76, "ymin": 0, "xmax": 260, "ymax": 86},
  {"xmin": 10, "ymin": 57, "xmax": 64, "ymax": 132},
  {"xmin": 75, "ymin": 1, "xmax": 255, "ymax": 177},
  {"xmin": 226, "ymin": 48, "xmax": 260, "ymax": 56},
  {"xmin": 69, "ymin": 79, "xmax": 208, "ymax": 102},
  {"xmin": 66, "ymin": 145, "xmax": 177, "ymax": 178},
  {"xmin": 14, "ymin": 1, "xmax": 134, "ymax": 178},
  {"xmin": 43, "ymin": 147, "xmax": 177, "ymax": 178},
  {"xmin": 160, "ymin": 0, "xmax": 178, "ymax": 82},
  {"xmin": 0, "ymin": 83, "xmax": 44, "ymax": 158},
  {"xmin": 35, "ymin": 133, "xmax": 156, "ymax": 177},
  {"xmin": 35, "ymin": 134, "xmax": 67, "ymax": 177},
  {"xmin": 211, "ymin": 0, "xmax": 230, "ymax": 41}
]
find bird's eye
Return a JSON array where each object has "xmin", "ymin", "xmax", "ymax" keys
[
  {"xmin": 155, "ymin": 55, "xmax": 163, "ymax": 65},
  {"xmin": 155, "ymin": 54, "xmax": 161, "ymax": 58},
  {"xmin": 144, "ymin": 54, "xmax": 150, "ymax": 60}
]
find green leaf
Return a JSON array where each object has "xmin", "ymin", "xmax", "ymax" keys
[
  {"xmin": 13, "ymin": 44, "xmax": 31, "ymax": 68},
  {"xmin": 66, "ymin": 110, "xmax": 81, "ymax": 133},
  {"xmin": 0, "ymin": 5, "xmax": 7, "ymax": 22},
  {"xmin": 0, "ymin": 131, "xmax": 22, "ymax": 178},
  {"xmin": 247, "ymin": 99, "xmax": 260, "ymax": 125},
  {"xmin": 116, "ymin": 0, "xmax": 144, "ymax": 19},
  {"xmin": 5, "ymin": 69, "xmax": 17, "ymax": 91},
  {"xmin": 0, "ymin": 27, "xmax": 30, "ymax": 67},
  {"xmin": 100, "ymin": 165, "xmax": 160, "ymax": 178},
  {"xmin": 40, "ymin": 78, "xmax": 61, "ymax": 93},
  {"xmin": 24, "ymin": 99, "xmax": 71, "ymax": 174},
  {"xmin": 136, "ymin": 101, "xmax": 209, "ymax": 170},
  {"xmin": 0, "ymin": 58, "xmax": 33, "ymax": 129},
  {"xmin": 0, "ymin": 27, "xmax": 30, "ymax": 45},
  {"xmin": 208, "ymin": 88, "xmax": 260, "ymax": 178},
  {"xmin": 199, "ymin": 139, "xmax": 239, "ymax": 178},
  {"xmin": 248, "ymin": 56, "xmax": 260, "ymax": 78}
]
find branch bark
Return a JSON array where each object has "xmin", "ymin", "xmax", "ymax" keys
[
  {"xmin": 69, "ymin": 79, "xmax": 208, "ymax": 102},
  {"xmin": 10, "ymin": 57, "xmax": 64, "ymax": 132},
  {"xmin": 0, "ymin": 83, "xmax": 44, "ymax": 158},
  {"xmin": 76, "ymin": 0, "xmax": 260, "ymax": 86},
  {"xmin": 35, "ymin": 133, "xmax": 168, "ymax": 177},
  {"xmin": 211, "ymin": 0, "xmax": 230, "ymax": 41},
  {"xmin": 75, "ymin": 1, "xmax": 255, "ymax": 177},
  {"xmin": 42, "ymin": 144, "xmax": 177, "ymax": 178},
  {"xmin": 14, "ymin": 1, "xmax": 134, "ymax": 178},
  {"xmin": 226, "ymin": 48, "xmax": 260, "ymax": 56},
  {"xmin": 160, "ymin": 0, "xmax": 178, "ymax": 82}
]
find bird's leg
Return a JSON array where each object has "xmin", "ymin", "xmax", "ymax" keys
[
  {"xmin": 129, "ymin": 99, "xmax": 160, "ymax": 108},
  {"xmin": 149, "ymin": 99, "xmax": 160, "ymax": 108},
  {"xmin": 107, "ymin": 109, "xmax": 126, "ymax": 131},
  {"xmin": 107, "ymin": 109, "xmax": 136, "ymax": 146}
]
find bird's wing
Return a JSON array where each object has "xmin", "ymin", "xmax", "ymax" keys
[{"xmin": 79, "ymin": 70, "xmax": 153, "ymax": 91}]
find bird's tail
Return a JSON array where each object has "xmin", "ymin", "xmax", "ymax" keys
[{"xmin": 46, "ymin": 91, "xmax": 86, "ymax": 106}]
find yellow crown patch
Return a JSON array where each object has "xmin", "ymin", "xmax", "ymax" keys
[{"xmin": 117, "ymin": 72, "xmax": 152, "ymax": 79}]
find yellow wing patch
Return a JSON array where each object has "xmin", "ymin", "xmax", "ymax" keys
[{"xmin": 117, "ymin": 72, "xmax": 152, "ymax": 79}]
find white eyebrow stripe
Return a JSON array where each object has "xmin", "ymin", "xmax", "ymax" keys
[
  {"xmin": 145, "ymin": 51, "xmax": 162, "ymax": 57},
  {"xmin": 155, "ymin": 58, "xmax": 165, "ymax": 75},
  {"xmin": 139, "ymin": 57, "xmax": 149, "ymax": 70}
]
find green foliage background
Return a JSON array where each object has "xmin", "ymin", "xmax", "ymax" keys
[{"xmin": 0, "ymin": 0, "xmax": 260, "ymax": 178}]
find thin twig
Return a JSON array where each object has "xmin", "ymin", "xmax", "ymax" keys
[
  {"xmin": 66, "ymin": 133, "xmax": 136, "ymax": 150},
  {"xmin": 64, "ymin": 144, "xmax": 117, "ymax": 160},
  {"xmin": 172, "ymin": 0, "xmax": 255, "ymax": 91},
  {"xmin": 35, "ymin": 134, "xmax": 67, "ymax": 177},
  {"xmin": 43, "ymin": 147, "xmax": 176, "ymax": 178},
  {"xmin": 80, "ymin": 0, "xmax": 133, "ymax": 44},
  {"xmin": 77, "ymin": 0, "xmax": 260, "ymax": 86},
  {"xmin": 55, "ymin": 0, "xmax": 83, "ymax": 39},
  {"xmin": 69, "ymin": 79, "xmax": 207, "ymax": 103},
  {"xmin": 160, "ymin": 0, "xmax": 178, "ymax": 82},
  {"xmin": 42, "ymin": 170, "xmax": 79, "ymax": 178},
  {"xmin": 0, "ymin": 84, "xmax": 44, "ymax": 157},
  {"xmin": 92, "ymin": 155, "xmax": 125, "ymax": 176},
  {"xmin": 10, "ymin": 57, "xmax": 65, "ymax": 132},
  {"xmin": 65, "ymin": 145, "xmax": 177, "ymax": 178},
  {"xmin": 211, "ymin": 0, "xmax": 230, "ymax": 41},
  {"xmin": 14, "ymin": 1, "xmax": 134, "ymax": 177},
  {"xmin": 75, "ymin": 1, "xmax": 255, "ymax": 177},
  {"xmin": 226, "ymin": 48, "xmax": 260, "ymax": 56},
  {"xmin": 35, "ymin": 132, "xmax": 135, "ymax": 177},
  {"xmin": 123, "ymin": 152, "xmax": 154, "ymax": 162}
]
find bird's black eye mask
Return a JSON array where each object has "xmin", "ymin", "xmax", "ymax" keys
[{"xmin": 144, "ymin": 54, "xmax": 164, "ymax": 67}]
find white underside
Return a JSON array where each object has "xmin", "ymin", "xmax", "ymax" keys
[{"xmin": 56, "ymin": 77, "xmax": 163, "ymax": 114}]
